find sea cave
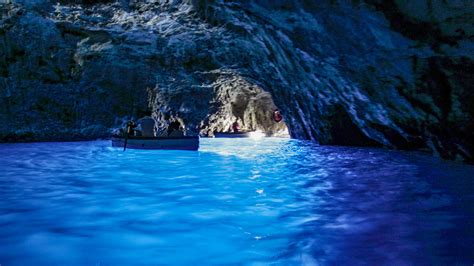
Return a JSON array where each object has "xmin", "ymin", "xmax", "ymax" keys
[{"xmin": 0, "ymin": 0, "xmax": 473, "ymax": 264}]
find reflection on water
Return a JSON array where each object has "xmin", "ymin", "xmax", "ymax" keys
[{"xmin": 0, "ymin": 138, "xmax": 473, "ymax": 265}]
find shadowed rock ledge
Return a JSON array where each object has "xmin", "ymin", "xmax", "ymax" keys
[{"xmin": 0, "ymin": 0, "xmax": 473, "ymax": 162}]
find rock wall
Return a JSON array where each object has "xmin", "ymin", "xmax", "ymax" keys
[{"xmin": 0, "ymin": 0, "xmax": 472, "ymax": 162}]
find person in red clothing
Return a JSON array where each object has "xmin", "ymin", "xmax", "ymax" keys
[
  {"xmin": 232, "ymin": 119, "xmax": 240, "ymax": 133},
  {"xmin": 273, "ymin": 109, "xmax": 283, "ymax": 123}
]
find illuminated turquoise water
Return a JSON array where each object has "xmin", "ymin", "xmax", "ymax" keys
[{"xmin": 0, "ymin": 138, "xmax": 473, "ymax": 265}]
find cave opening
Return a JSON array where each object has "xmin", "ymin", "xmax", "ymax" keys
[
  {"xmin": 146, "ymin": 76, "xmax": 290, "ymax": 139},
  {"xmin": 197, "ymin": 80, "xmax": 290, "ymax": 138}
]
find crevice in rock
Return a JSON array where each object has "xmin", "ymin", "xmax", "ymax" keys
[{"xmin": 321, "ymin": 104, "xmax": 381, "ymax": 147}]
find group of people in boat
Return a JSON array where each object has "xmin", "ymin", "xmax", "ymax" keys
[
  {"xmin": 118, "ymin": 109, "xmax": 284, "ymax": 138},
  {"xmin": 120, "ymin": 111, "xmax": 184, "ymax": 138}
]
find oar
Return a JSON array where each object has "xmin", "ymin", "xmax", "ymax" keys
[
  {"xmin": 123, "ymin": 124, "xmax": 130, "ymax": 151},
  {"xmin": 123, "ymin": 102, "xmax": 136, "ymax": 151}
]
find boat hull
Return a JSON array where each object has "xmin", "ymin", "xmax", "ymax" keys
[
  {"xmin": 214, "ymin": 132, "xmax": 252, "ymax": 138},
  {"xmin": 112, "ymin": 136, "xmax": 199, "ymax": 151}
]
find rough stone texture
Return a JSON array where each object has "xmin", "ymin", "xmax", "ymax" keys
[{"xmin": 0, "ymin": 0, "xmax": 473, "ymax": 162}]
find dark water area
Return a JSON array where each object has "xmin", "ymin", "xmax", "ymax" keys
[{"xmin": 0, "ymin": 138, "xmax": 473, "ymax": 265}]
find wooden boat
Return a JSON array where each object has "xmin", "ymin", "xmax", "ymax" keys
[
  {"xmin": 213, "ymin": 132, "xmax": 253, "ymax": 138},
  {"xmin": 111, "ymin": 136, "xmax": 199, "ymax": 151}
]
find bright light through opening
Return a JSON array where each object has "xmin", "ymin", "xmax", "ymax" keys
[{"xmin": 249, "ymin": 130, "xmax": 265, "ymax": 140}]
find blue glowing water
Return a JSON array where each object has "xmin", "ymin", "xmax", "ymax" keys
[{"xmin": 0, "ymin": 138, "xmax": 473, "ymax": 265}]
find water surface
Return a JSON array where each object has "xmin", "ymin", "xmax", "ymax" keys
[{"xmin": 0, "ymin": 138, "xmax": 473, "ymax": 265}]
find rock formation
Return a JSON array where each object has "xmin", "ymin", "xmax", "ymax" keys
[{"xmin": 0, "ymin": 0, "xmax": 472, "ymax": 162}]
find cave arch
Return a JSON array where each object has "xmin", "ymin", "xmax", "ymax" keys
[
  {"xmin": 147, "ymin": 74, "xmax": 289, "ymax": 138},
  {"xmin": 197, "ymin": 75, "xmax": 290, "ymax": 137}
]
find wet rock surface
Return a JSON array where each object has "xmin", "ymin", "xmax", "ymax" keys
[{"xmin": 0, "ymin": 0, "xmax": 472, "ymax": 162}]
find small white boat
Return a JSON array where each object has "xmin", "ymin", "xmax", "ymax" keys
[
  {"xmin": 213, "ymin": 132, "xmax": 253, "ymax": 138},
  {"xmin": 111, "ymin": 136, "xmax": 199, "ymax": 151}
]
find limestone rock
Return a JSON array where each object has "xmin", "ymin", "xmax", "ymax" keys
[{"xmin": 0, "ymin": 0, "xmax": 472, "ymax": 162}]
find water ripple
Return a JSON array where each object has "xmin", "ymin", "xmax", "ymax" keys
[{"xmin": 0, "ymin": 138, "xmax": 473, "ymax": 265}]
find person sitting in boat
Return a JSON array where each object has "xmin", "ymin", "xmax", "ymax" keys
[
  {"xmin": 232, "ymin": 119, "xmax": 240, "ymax": 133},
  {"xmin": 167, "ymin": 119, "xmax": 184, "ymax": 137},
  {"xmin": 124, "ymin": 120, "xmax": 137, "ymax": 137},
  {"xmin": 135, "ymin": 111, "xmax": 155, "ymax": 137}
]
